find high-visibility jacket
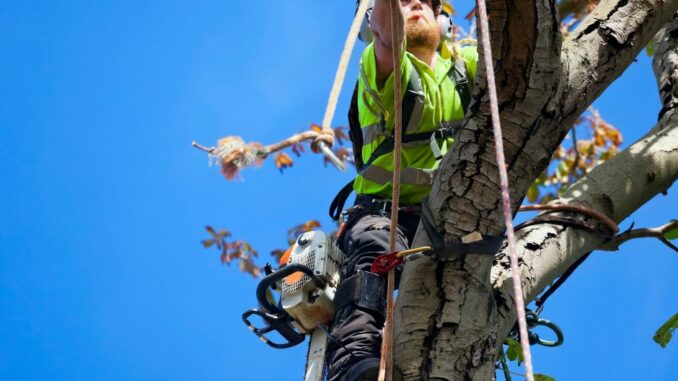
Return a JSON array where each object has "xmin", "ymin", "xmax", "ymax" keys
[{"xmin": 353, "ymin": 43, "xmax": 478, "ymax": 205}]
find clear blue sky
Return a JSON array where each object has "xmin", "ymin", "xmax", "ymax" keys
[{"xmin": 0, "ymin": 1, "xmax": 675, "ymax": 380}]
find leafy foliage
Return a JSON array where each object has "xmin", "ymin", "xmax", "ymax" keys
[
  {"xmin": 664, "ymin": 227, "xmax": 678, "ymax": 241},
  {"xmin": 503, "ymin": 338, "xmax": 557, "ymax": 380},
  {"xmin": 504, "ymin": 338, "xmax": 524, "ymax": 365},
  {"xmin": 528, "ymin": 108, "xmax": 622, "ymax": 204},
  {"xmin": 212, "ymin": 137, "xmax": 264, "ymax": 180},
  {"xmin": 201, "ymin": 226, "xmax": 260, "ymax": 278},
  {"xmin": 205, "ymin": 221, "xmax": 322, "ymax": 277},
  {"xmin": 653, "ymin": 313, "xmax": 678, "ymax": 348},
  {"xmin": 273, "ymin": 152, "xmax": 294, "ymax": 172},
  {"xmin": 270, "ymin": 220, "xmax": 322, "ymax": 264}
]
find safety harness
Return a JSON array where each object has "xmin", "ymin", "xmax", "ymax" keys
[{"xmin": 329, "ymin": 57, "xmax": 473, "ymax": 221}]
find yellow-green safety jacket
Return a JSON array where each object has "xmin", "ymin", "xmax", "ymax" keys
[
  {"xmin": 354, "ymin": 43, "xmax": 478, "ymax": 205},
  {"xmin": 329, "ymin": 43, "xmax": 478, "ymax": 220}
]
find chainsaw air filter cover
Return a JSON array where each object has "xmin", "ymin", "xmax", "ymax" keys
[{"xmin": 280, "ymin": 231, "xmax": 343, "ymax": 333}]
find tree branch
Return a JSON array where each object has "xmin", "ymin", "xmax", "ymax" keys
[
  {"xmin": 492, "ymin": 111, "xmax": 678, "ymax": 349},
  {"xmin": 492, "ymin": 16, "xmax": 678, "ymax": 353},
  {"xmin": 653, "ymin": 13, "xmax": 678, "ymax": 120},
  {"xmin": 598, "ymin": 220, "xmax": 678, "ymax": 252},
  {"xmin": 558, "ymin": 0, "xmax": 677, "ymax": 122},
  {"xmin": 394, "ymin": 0, "xmax": 562, "ymax": 379},
  {"xmin": 395, "ymin": 7, "xmax": 678, "ymax": 379}
]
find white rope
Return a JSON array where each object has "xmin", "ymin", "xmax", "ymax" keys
[{"xmin": 320, "ymin": 0, "xmax": 371, "ymax": 134}]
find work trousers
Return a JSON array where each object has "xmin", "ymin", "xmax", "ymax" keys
[{"xmin": 326, "ymin": 205, "xmax": 420, "ymax": 381}]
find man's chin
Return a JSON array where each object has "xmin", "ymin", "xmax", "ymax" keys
[{"xmin": 406, "ymin": 23, "xmax": 440, "ymax": 51}]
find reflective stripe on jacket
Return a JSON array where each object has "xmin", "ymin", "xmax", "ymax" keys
[{"xmin": 353, "ymin": 43, "xmax": 478, "ymax": 205}]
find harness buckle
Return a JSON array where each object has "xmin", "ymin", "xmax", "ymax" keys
[{"xmin": 371, "ymin": 198, "xmax": 391, "ymax": 213}]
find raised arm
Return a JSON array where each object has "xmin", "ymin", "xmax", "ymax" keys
[{"xmin": 370, "ymin": 0, "xmax": 405, "ymax": 87}]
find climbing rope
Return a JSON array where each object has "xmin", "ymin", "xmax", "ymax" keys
[
  {"xmin": 379, "ymin": 0, "xmax": 405, "ymax": 379},
  {"xmin": 193, "ymin": 1, "xmax": 373, "ymax": 178},
  {"xmin": 476, "ymin": 0, "xmax": 535, "ymax": 379},
  {"xmin": 320, "ymin": 0, "xmax": 371, "ymax": 137}
]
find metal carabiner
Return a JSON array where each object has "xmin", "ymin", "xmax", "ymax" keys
[{"xmin": 531, "ymin": 318, "xmax": 565, "ymax": 347}]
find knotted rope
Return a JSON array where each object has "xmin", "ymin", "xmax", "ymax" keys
[{"xmin": 193, "ymin": 0, "xmax": 373, "ymax": 177}]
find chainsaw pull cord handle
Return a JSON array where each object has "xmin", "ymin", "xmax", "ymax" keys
[{"xmin": 256, "ymin": 263, "xmax": 327, "ymax": 315}]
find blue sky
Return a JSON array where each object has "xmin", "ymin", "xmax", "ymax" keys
[{"xmin": 0, "ymin": 1, "xmax": 675, "ymax": 380}]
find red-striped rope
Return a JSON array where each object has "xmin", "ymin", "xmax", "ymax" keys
[{"xmin": 476, "ymin": 1, "xmax": 535, "ymax": 380}]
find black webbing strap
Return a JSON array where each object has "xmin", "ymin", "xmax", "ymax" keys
[
  {"xmin": 330, "ymin": 70, "xmax": 422, "ymax": 220},
  {"xmin": 420, "ymin": 197, "xmax": 503, "ymax": 258},
  {"xmin": 513, "ymin": 211, "xmax": 601, "ymax": 309},
  {"xmin": 348, "ymin": 84, "xmax": 364, "ymax": 171},
  {"xmin": 330, "ymin": 60, "xmax": 471, "ymax": 220},
  {"xmin": 333, "ymin": 270, "xmax": 386, "ymax": 316},
  {"xmin": 535, "ymin": 252, "xmax": 591, "ymax": 309},
  {"xmin": 450, "ymin": 58, "xmax": 471, "ymax": 114},
  {"xmin": 330, "ymin": 180, "xmax": 356, "ymax": 220}
]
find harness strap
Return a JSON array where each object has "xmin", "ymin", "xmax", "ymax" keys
[
  {"xmin": 420, "ymin": 197, "xmax": 503, "ymax": 258},
  {"xmin": 328, "ymin": 125, "xmax": 457, "ymax": 220},
  {"xmin": 535, "ymin": 252, "xmax": 591, "ymax": 310},
  {"xmin": 333, "ymin": 270, "xmax": 386, "ymax": 316},
  {"xmin": 330, "ymin": 180, "xmax": 356, "ymax": 221},
  {"xmin": 332, "ymin": 58, "xmax": 471, "ymax": 221},
  {"xmin": 451, "ymin": 58, "xmax": 472, "ymax": 112},
  {"xmin": 348, "ymin": 84, "xmax": 364, "ymax": 171}
]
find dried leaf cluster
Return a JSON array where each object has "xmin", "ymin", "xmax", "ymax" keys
[
  {"xmin": 203, "ymin": 221, "xmax": 322, "ymax": 277},
  {"xmin": 201, "ymin": 226, "xmax": 260, "ymax": 278},
  {"xmin": 528, "ymin": 108, "xmax": 622, "ymax": 204},
  {"xmin": 211, "ymin": 137, "xmax": 264, "ymax": 180}
]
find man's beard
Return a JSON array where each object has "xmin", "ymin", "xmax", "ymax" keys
[{"xmin": 405, "ymin": 18, "xmax": 440, "ymax": 51}]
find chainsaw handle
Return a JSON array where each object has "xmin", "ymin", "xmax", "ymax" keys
[
  {"xmin": 256, "ymin": 263, "xmax": 326, "ymax": 315},
  {"xmin": 241, "ymin": 309, "xmax": 305, "ymax": 349}
]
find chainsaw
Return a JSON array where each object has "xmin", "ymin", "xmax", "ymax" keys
[{"xmin": 242, "ymin": 230, "xmax": 343, "ymax": 381}]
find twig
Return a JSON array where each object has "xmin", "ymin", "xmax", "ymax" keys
[
  {"xmin": 192, "ymin": 141, "xmax": 215, "ymax": 154},
  {"xmin": 263, "ymin": 131, "xmax": 320, "ymax": 158},
  {"xmin": 599, "ymin": 220, "xmax": 678, "ymax": 252}
]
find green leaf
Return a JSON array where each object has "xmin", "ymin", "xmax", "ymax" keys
[
  {"xmin": 653, "ymin": 313, "xmax": 678, "ymax": 348},
  {"xmin": 527, "ymin": 182, "xmax": 540, "ymax": 203},
  {"xmin": 504, "ymin": 338, "xmax": 523, "ymax": 364},
  {"xmin": 645, "ymin": 41, "xmax": 655, "ymax": 57},
  {"xmin": 664, "ymin": 226, "xmax": 678, "ymax": 240},
  {"xmin": 535, "ymin": 375, "xmax": 556, "ymax": 381}
]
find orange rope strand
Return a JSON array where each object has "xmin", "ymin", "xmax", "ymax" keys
[{"xmin": 378, "ymin": 0, "xmax": 404, "ymax": 380}]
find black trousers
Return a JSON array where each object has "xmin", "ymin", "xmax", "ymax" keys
[{"xmin": 326, "ymin": 204, "xmax": 420, "ymax": 381}]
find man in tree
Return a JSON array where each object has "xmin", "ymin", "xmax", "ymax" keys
[{"xmin": 327, "ymin": 1, "xmax": 478, "ymax": 379}]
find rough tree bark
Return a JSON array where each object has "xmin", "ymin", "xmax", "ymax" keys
[{"xmin": 393, "ymin": 1, "xmax": 678, "ymax": 380}]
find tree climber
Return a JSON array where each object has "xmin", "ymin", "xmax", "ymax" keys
[{"xmin": 326, "ymin": 0, "xmax": 478, "ymax": 380}]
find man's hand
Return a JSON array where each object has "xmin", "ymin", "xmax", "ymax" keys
[{"xmin": 370, "ymin": 0, "xmax": 405, "ymax": 87}]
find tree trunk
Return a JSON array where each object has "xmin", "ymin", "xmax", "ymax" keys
[{"xmin": 393, "ymin": 1, "xmax": 678, "ymax": 379}]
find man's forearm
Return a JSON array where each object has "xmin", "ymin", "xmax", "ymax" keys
[
  {"xmin": 371, "ymin": 0, "xmax": 402, "ymax": 49},
  {"xmin": 371, "ymin": 0, "xmax": 405, "ymax": 86}
]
